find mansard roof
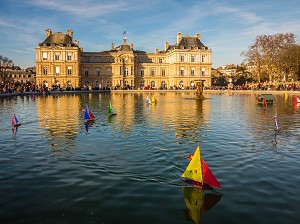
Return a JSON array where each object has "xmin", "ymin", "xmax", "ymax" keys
[
  {"xmin": 39, "ymin": 32, "xmax": 75, "ymax": 46},
  {"xmin": 166, "ymin": 35, "xmax": 208, "ymax": 51},
  {"xmin": 177, "ymin": 36, "xmax": 207, "ymax": 49}
]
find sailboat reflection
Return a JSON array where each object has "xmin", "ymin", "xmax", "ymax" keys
[
  {"xmin": 12, "ymin": 126, "xmax": 19, "ymax": 139},
  {"xmin": 85, "ymin": 120, "xmax": 95, "ymax": 135},
  {"xmin": 182, "ymin": 186, "xmax": 222, "ymax": 224}
]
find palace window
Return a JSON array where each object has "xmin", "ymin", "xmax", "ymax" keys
[
  {"xmin": 191, "ymin": 68, "xmax": 195, "ymax": 76},
  {"xmin": 161, "ymin": 68, "xmax": 166, "ymax": 77},
  {"xmin": 124, "ymin": 67, "xmax": 129, "ymax": 76},
  {"xmin": 180, "ymin": 68, "xmax": 185, "ymax": 76},
  {"xmin": 140, "ymin": 69, "xmax": 144, "ymax": 77},
  {"xmin": 55, "ymin": 66, "xmax": 60, "ymax": 75},
  {"xmin": 84, "ymin": 68, "xmax": 89, "ymax": 76},
  {"xmin": 67, "ymin": 66, "xmax": 72, "ymax": 75},
  {"xmin": 107, "ymin": 68, "xmax": 111, "ymax": 76},
  {"xmin": 43, "ymin": 67, "xmax": 48, "ymax": 75},
  {"xmin": 180, "ymin": 55, "xmax": 184, "ymax": 62},
  {"xmin": 191, "ymin": 55, "xmax": 195, "ymax": 62},
  {"xmin": 55, "ymin": 54, "xmax": 60, "ymax": 61},
  {"xmin": 201, "ymin": 68, "xmax": 206, "ymax": 76},
  {"xmin": 96, "ymin": 57, "xmax": 100, "ymax": 62},
  {"xmin": 96, "ymin": 68, "xmax": 100, "ymax": 76},
  {"xmin": 42, "ymin": 52, "xmax": 47, "ymax": 60},
  {"xmin": 159, "ymin": 58, "xmax": 163, "ymax": 63},
  {"xmin": 151, "ymin": 68, "xmax": 155, "ymax": 77},
  {"xmin": 201, "ymin": 55, "xmax": 205, "ymax": 63},
  {"xmin": 85, "ymin": 57, "xmax": 90, "ymax": 62},
  {"xmin": 67, "ymin": 53, "xmax": 72, "ymax": 61}
]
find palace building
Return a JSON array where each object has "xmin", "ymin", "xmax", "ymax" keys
[{"xmin": 35, "ymin": 29, "xmax": 212, "ymax": 90}]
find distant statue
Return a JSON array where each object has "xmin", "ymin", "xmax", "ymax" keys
[{"xmin": 195, "ymin": 80, "xmax": 205, "ymax": 100}]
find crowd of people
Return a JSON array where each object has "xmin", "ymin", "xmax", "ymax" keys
[{"xmin": 1, "ymin": 81, "xmax": 300, "ymax": 95}]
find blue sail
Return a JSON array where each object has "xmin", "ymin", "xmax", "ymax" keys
[
  {"xmin": 14, "ymin": 114, "xmax": 19, "ymax": 123},
  {"xmin": 84, "ymin": 106, "xmax": 90, "ymax": 120}
]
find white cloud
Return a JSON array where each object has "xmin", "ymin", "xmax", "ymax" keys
[{"xmin": 26, "ymin": 0, "xmax": 160, "ymax": 18}]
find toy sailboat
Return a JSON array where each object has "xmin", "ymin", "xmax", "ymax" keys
[
  {"xmin": 146, "ymin": 96, "xmax": 151, "ymax": 104},
  {"xmin": 108, "ymin": 102, "xmax": 117, "ymax": 116},
  {"xmin": 293, "ymin": 95, "xmax": 300, "ymax": 103},
  {"xmin": 151, "ymin": 95, "xmax": 157, "ymax": 104},
  {"xmin": 83, "ymin": 105, "xmax": 95, "ymax": 122},
  {"xmin": 11, "ymin": 111, "xmax": 21, "ymax": 127},
  {"xmin": 182, "ymin": 144, "xmax": 221, "ymax": 189}
]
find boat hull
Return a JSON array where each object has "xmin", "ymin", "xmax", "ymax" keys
[{"xmin": 184, "ymin": 178, "xmax": 212, "ymax": 189}]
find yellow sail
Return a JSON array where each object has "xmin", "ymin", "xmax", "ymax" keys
[
  {"xmin": 151, "ymin": 95, "xmax": 156, "ymax": 103},
  {"xmin": 182, "ymin": 145, "xmax": 203, "ymax": 183}
]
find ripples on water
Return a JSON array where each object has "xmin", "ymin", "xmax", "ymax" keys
[{"xmin": 0, "ymin": 92, "xmax": 300, "ymax": 223}]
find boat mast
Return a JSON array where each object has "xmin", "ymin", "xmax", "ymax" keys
[{"xmin": 198, "ymin": 142, "xmax": 204, "ymax": 187}]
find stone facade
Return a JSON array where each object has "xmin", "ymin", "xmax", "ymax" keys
[
  {"xmin": 35, "ymin": 29, "xmax": 212, "ymax": 90},
  {"xmin": 35, "ymin": 29, "xmax": 81, "ymax": 89}
]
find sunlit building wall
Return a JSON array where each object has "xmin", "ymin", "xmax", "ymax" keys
[{"xmin": 36, "ymin": 30, "xmax": 212, "ymax": 89}]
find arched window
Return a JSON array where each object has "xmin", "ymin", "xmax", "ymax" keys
[
  {"xmin": 151, "ymin": 81, "xmax": 156, "ymax": 88},
  {"xmin": 140, "ymin": 80, "xmax": 144, "ymax": 88},
  {"xmin": 190, "ymin": 80, "xmax": 195, "ymax": 89},
  {"xmin": 161, "ymin": 81, "xmax": 167, "ymax": 89},
  {"xmin": 179, "ymin": 80, "xmax": 184, "ymax": 89}
]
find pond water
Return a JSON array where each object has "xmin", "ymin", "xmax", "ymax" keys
[{"xmin": 0, "ymin": 92, "xmax": 300, "ymax": 224}]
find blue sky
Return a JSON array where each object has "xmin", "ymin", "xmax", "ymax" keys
[{"xmin": 0, "ymin": 0, "xmax": 299, "ymax": 69}]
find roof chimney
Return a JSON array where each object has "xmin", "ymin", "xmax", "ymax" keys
[
  {"xmin": 111, "ymin": 43, "xmax": 115, "ymax": 50},
  {"xmin": 195, "ymin": 33, "xmax": 200, "ymax": 39},
  {"xmin": 67, "ymin": 29, "xmax": 73, "ymax": 38},
  {"xmin": 46, "ymin": 28, "xmax": 52, "ymax": 37},
  {"xmin": 177, "ymin": 32, "xmax": 182, "ymax": 44},
  {"xmin": 165, "ymin": 41, "xmax": 169, "ymax": 51}
]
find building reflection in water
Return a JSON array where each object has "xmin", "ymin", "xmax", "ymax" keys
[
  {"xmin": 35, "ymin": 92, "xmax": 210, "ymax": 152},
  {"xmin": 108, "ymin": 92, "xmax": 210, "ymax": 142},
  {"xmin": 36, "ymin": 94, "xmax": 81, "ymax": 154}
]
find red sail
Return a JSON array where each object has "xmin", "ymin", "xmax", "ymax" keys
[
  {"xmin": 11, "ymin": 114, "xmax": 15, "ymax": 125},
  {"xmin": 89, "ymin": 110, "xmax": 95, "ymax": 119},
  {"xmin": 202, "ymin": 159, "xmax": 222, "ymax": 189}
]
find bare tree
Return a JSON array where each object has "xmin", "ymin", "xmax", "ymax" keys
[
  {"xmin": 0, "ymin": 55, "xmax": 14, "ymax": 84},
  {"xmin": 241, "ymin": 33, "xmax": 297, "ymax": 82}
]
